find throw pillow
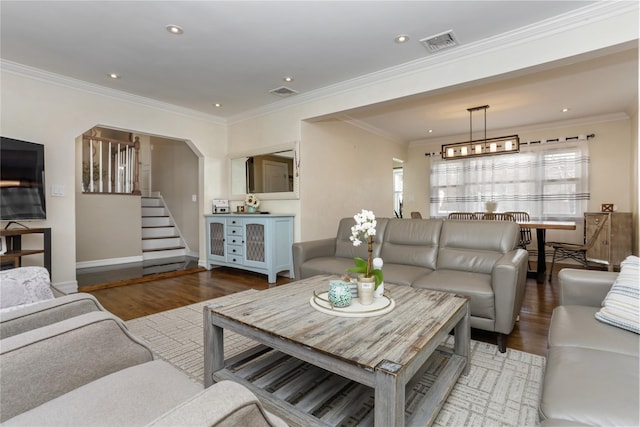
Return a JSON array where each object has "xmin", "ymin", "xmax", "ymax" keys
[{"xmin": 595, "ymin": 255, "xmax": 640, "ymax": 334}]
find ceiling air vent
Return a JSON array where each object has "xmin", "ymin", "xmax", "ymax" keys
[
  {"xmin": 269, "ymin": 86, "xmax": 298, "ymax": 97},
  {"xmin": 420, "ymin": 30, "xmax": 458, "ymax": 54}
]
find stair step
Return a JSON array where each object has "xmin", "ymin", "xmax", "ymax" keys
[
  {"xmin": 142, "ymin": 206, "xmax": 166, "ymax": 216},
  {"xmin": 143, "ymin": 247, "xmax": 187, "ymax": 260},
  {"xmin": 143, "ymin": 246, "xmax": 186, "ymax": 252},
  {"xmin": 142, "ymin": 226, "xmax": 178, "ymax": 239},
  {"xmin": 142, "ymin": 237, "xmax": 182, "ymax": 250},
  {"xmin": 141, "ymin": 197, "xmax": 163, "ymax": 207},
  {"xmin": 142, "ymin": 217, "xmax": 172, "ymax": 227}
]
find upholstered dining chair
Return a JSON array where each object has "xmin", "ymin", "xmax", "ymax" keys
[
  {"xmin": 410, "ymin": 211, "xmax": 423, "ymax": 219},
  {"xmin": 447, "ymin": 212, "xmax": 477, "ymax": 220},
  {"xmin": 546, "ymin": 215, "xmax": 609, "ymax": 283},
  {"xmin": 481, "ymin": 213, "xmax": 515, "ymax": 221},
  {"xmin": 505, "ymin": 211, "xmax": 532, "ymax": 249}
]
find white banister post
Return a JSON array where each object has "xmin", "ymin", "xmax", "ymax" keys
[
  {"xmin": 108, "ymin": 142, "xmax": 112, "ymax": 193},
  {"xmin": 89, "ymin": 139, "xmax": 94, "ymax": 192},
  {"xmin": 98, "ymin": 139, "xmax": 103, "ymax": 192}
]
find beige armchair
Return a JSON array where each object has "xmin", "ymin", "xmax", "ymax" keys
[{"xmin": 0, "ymin": 309, "xmax": 287, "ymax": 426}]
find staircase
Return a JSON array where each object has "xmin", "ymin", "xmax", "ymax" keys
[{"xmin": 141, "ymin": 196, "xmax": 187, "ymax": 261}]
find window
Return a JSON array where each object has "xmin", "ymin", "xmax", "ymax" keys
[
  {"xmin": 393, "ymin": 168, "xmax": 403, "ymax": 217},
  {"xmin": 429, "ymin": 143, "xmax": 589, "ymax": 220}
]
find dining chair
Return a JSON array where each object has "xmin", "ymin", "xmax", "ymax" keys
[
  {"xmin": 481, "ymin": 213, "xmax": 515, "ymax": 221},
  {"xmin": 410, "ymin": 211, "xmax": 422, "ymax": 219},
  {"xmin": 546, "ymin": 215, "xmax": 609, "ymax": 283},
  {"xmin": 447, "ymin": 212, "xmax": 478, "ymax": 220},
  {"xmin": 505, "ymin": 211, "xmax": 532, "ymax": 249}
]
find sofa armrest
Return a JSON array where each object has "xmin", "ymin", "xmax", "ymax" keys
[
  {"xmin": 149, "ymin": 380, "xmax": 288, "ymax": 427},
  {"xmin": 558, "ymin": 268, "xmax": 617, "ymax": 307},
  {"xmin": 292, "ymin": 238, "xmax": 336, "ymax": 280},
  {"xmin": 0, "ymin": 292, "xmax": 106, "ymax": 339},
  {"xmin": 0, "ymin": 266, "xmax": 54, "ymax": 310},
  {"xmin": 0, "ymin": 311, "xmax": 153, "ymax": 422},
  {"xmin": 492, "ymin": 249, "xmax": 529, "ymax": 335}
]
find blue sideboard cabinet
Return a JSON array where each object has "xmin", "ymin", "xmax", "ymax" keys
[{"xmin": 204, "ymin": 214, "xmax": 294, "ymax": 285}]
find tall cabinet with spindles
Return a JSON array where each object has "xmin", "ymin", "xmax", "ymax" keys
[{"xmin": 585, "ymin": 212, "xmax": 632, "ymax": 271}]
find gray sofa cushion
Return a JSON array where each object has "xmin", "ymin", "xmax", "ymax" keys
[
  {"xmin": 413, "ymin": 269, "xmax": 495, "ymax": 320},
  {"xmin": 437, "ymin": 220, "xmax": 519, "ymax": 273},
  {"xmin": 4, "ymin": 360, "xmax": 201, "ymax": 426},
  {"xmin": 380, "ymin": 219, "xmax": 441, "ymax": 269},
  {"xmin": 549, "ymin": 305, "xmax": 640, "ymax": 357},
  {"xmin": 540, "ymin": 346, "xmax": 639, "ymax": 427},
  {"xmin": 377, "ymin": 263, "xmax": 433, "ymax": 287},
  {"xmin": 299, "ymin": 257, "xmax": 356, "ymax": 279}
]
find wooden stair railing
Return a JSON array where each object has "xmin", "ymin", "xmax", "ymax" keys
[{"xmin": 82, "ymin": 134, "xmax": 141, "ymax": 195}]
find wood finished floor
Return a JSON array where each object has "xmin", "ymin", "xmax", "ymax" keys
[{"xmin": 87, "ymin": 265, "xmax": 563, "ymax": 357}]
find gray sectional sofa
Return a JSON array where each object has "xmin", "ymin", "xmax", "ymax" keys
[
  {"xmin": 539, "ymin": 267, "xmax": 639, "ymax": 426},
  {"xmin": 293, "ymin": 217, "xmax": 529, "ymax": 352},
  {"xmin": 0, "ymin": 292, "xmax": 287, "ymax": 426}
]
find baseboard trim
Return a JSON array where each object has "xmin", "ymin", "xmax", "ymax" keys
[
  {"xmin": 76, "ymin": 256, "xmax": 144, "ymax": 269},
  {"xmin": 54, "ymin": 280, "xmax": 78, "ymax": 294}
]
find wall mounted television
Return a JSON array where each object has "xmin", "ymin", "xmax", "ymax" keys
[{"xmin": 1, "ymin": 137, "xmax": 46, "ymax": 221}]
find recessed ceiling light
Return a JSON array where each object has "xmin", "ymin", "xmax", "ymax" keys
[
  {"xmin": 166, "ymin": 25, "xmax": 184, "ymax": 35},
  {"xmin": 562, "ymin": 108, "xmax": 570, "ymax": 113},
  {"xmin": 428, "ymin": 129, "xmax": 433, "ymax": 133},
  {"xmin": 108, "ymin": 72, "xmax": 120, "ymax": 79},
  {"xmin": 214, "ymin": 103, "xmax": 222, "ymax": 108},
  {"xmin": 283, "ymin": 76, "xmax": 294, "ymax": 83},
  {"xmin": 394, "ymin": 34, "xmax": 410, "ymax": 43}
]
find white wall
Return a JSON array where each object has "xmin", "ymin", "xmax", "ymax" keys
[
  {"xmin": 300, "ymin": 120, "xmax": 405, "ymax": 240},
  {"xmin": 0, "ymin": 69, "xmax": 226, "ymax": 291}
]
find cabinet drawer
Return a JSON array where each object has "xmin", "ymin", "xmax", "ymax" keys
[
  {"xmin": 227, "ymin": 226, "xmax": 243, "ymax": 237},
  {"xmin": 227, "ymin": 253, "xmax": 244, "ymax": 265},
  {"xmin": 227, "ymin": 218, "xmax": 243, "ymax": 227},
  {"xmin": 227, "ymin": 244, "xmax": 243, "ymax": 257},
  {"xmin": 227, "ymin": 235, "xmax": 243, "ymax": 246}
]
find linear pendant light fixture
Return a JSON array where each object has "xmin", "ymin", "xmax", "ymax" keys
[{"xmin": 442, "ymin": 105, "xmax": 519, "ymax": 160}]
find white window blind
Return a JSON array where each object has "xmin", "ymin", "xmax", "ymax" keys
[{"xmin": 429, "ymin": 143, "xmax": 590, "ymax": 220}]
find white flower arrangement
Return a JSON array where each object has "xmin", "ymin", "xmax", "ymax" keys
[
  {"xmin": 349, "ymin": 209, "xmax": 377, "ymax": 247},
  {"xmin": 347, "ymin": 209, "xmax": 383, "ymax": 289},
  {"xmin": 245, "ymin": 194, "xmax": 260, "ymax": 208}
]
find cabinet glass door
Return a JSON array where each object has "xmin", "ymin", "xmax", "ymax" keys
[
  {"xmin": 245, "ymin": 222, "xmax": 266, "ymax": 265},
  {"xmin": 209, "ymin": 222, "xmax": 225, "ymax": 257}
]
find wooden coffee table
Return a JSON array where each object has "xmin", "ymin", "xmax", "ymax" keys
[{"xmin": 204, "ymin": 274, "xmax": 469, "ymax": 426}]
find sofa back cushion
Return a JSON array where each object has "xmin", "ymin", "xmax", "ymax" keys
[
  {"xmin": 380, "ymin": 219, "xmax": 442, "ymax": 269},
  {"xmin": 334, "ymin": 217, "xmax": 388, "ymax": 259},
  {"xmin": 437, "ymin": 220, "xmax": 520, "ymax": 274}
]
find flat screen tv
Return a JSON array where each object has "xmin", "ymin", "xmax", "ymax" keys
[{"xmin": 1, "ymin": 137, "xmax": 46, "ymax": 221}]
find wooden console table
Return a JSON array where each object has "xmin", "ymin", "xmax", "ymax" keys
[{"xmin": 0, "ymin": 227, "xmax": 51, "ymax": 276}]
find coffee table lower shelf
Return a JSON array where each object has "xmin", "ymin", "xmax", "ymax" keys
[{"xmin": 212, "ymin": 344, "xmax": 466, "ymax": 427}]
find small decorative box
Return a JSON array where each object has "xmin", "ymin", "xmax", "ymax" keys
[{"xmin": 601, "ymin": 203, "xmax": 614, "ymax": 212}]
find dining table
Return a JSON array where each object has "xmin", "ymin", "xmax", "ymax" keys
[{"xmin": 518, "ymin": 220, "xmax": 577, "ymax": 283}]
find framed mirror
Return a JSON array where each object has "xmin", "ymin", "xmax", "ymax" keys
[{"xmin": 230, "ymin": 142, "xmax": 299, "ymax": 200}]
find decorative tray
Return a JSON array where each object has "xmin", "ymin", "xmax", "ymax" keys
[{"xmin": 309, "ymin": 291, "xmax": 395, "ymax": 318}]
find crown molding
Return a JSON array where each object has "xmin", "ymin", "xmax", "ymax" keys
[
  {"xmin": 228, "ymin": 1, "xmax": 638, "ymax": 125},
  {"xmin": 339, "ymin": 116, "xmax": 407, "ymax": 146},
  {"xmin": 0, "ymin": 59, "xmax": 227, "ymax": 126}
]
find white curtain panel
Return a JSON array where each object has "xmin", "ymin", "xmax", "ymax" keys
[{"xmin": 429, "ymin": 142, "xmax": 590, "ymax": 221}]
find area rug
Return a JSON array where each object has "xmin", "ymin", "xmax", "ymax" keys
[{"xmin": 126, "ymin": 299, "xmax": 545, "ymax": 426}]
